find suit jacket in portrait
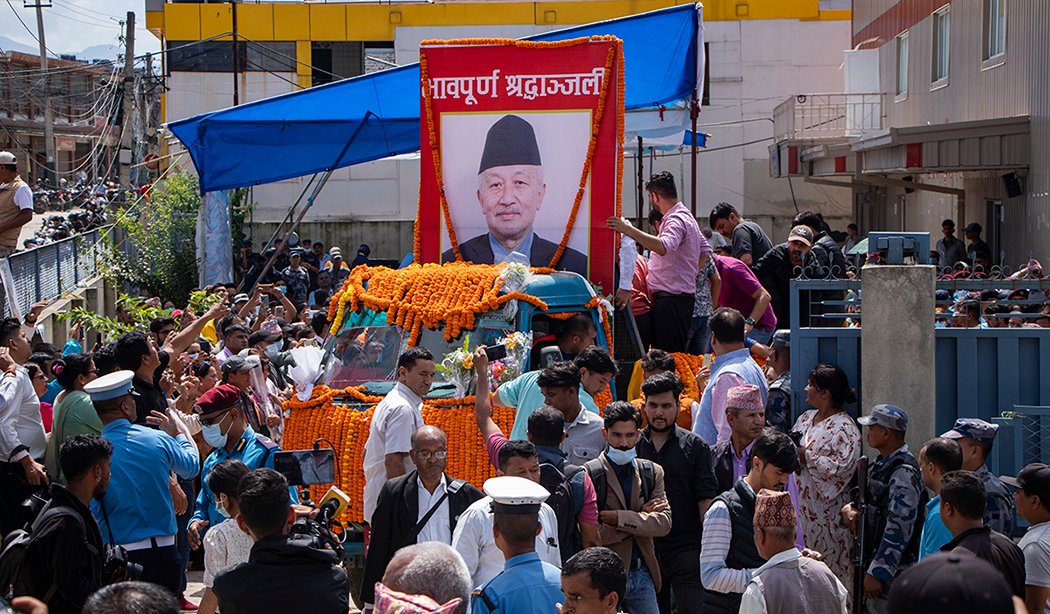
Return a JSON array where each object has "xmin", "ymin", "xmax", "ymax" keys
[
  {"xmin": 360, "ymin": 470, "xmax": 484, "ymax": 606},
  {"xmin": 442, "ymin": 232, "xmax": 588, "ymax": 277}
]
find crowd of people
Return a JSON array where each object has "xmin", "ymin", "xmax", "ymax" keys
[
  {"xmin": 0, "ymin": 165, "xmax": 1047, "ymax": 614},
  {"xmin": 0, "ymin": 281, "xmax": 352, "ymax": 613}
]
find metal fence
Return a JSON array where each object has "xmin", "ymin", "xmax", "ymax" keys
[
  {"xmin": 789, "ymin": 270, "xmax": 1050, "ymax": 479},
  {"xmin": 773, "ymin": 92, "xmax": 885, "ymax": 141},
  {"xmin": 0, "ymin": 226, "xmax": 112, "ymax": 319}
]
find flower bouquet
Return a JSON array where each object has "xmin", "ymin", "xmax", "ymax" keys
[
  {"xmin": 488, "ymin": 331, "xmax": 532, "ymax": 388},
  {"xmin": 437, "ymin": 334, "xmax": 476, "ymax": 397}
]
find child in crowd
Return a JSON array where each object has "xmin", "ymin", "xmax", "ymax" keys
[{"xmin": 199, "ymin": 460, "xmax": 254, "ymax": 614}]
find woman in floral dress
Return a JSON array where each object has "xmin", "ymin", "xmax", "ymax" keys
[{"xmin": 792, "ymin": 364, "xmax": 861, "ymax": 589}]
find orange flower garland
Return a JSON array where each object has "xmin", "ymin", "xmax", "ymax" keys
[
  {"xmin": 328, "ymin": 263, "xmax": 549, "ymax": 342},
  {"xmin": 283, "ymin": 386, "xmax": 516, "ymax": 523},
  {"xmin": 415, "ymin": 36, "xmax": 626, "ymax": 270}
]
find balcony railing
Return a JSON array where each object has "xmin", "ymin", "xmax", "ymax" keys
[{"xmin": 773, "ymin": 93, "xmax": 885, "ymax": 141}]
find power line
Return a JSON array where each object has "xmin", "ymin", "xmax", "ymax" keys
[{"xmin": 4, "ymin": 0, "xmax": 60, "ymax": 57}]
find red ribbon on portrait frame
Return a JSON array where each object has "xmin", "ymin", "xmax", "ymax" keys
[{"xmin": 414, "ymin": 36, "xmax": 625, "ymax": 294}]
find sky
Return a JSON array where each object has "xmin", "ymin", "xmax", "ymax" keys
[{"xmin": 2, "ymin": 0, "xmax": 160, "ymax": 59}]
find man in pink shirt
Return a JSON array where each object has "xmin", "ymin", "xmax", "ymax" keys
[
  {"xmin": 472, "ymin": 348, "xmax": 601, "ymax": 557},
  {"xmin": 609, "ymin": 172, "xmax": 710, "ymax": 352},
  {"xmin": 712, "ymin": 254, "xmax": 776, "ymax": 345}
]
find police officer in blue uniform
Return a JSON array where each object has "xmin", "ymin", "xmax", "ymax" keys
[
  {"xmin": 187, "ymin": 384, "xmax": 287, "ymax": 550},
  {"xmin": 941, "ymin": 417, "xmax": 1015, "ymax": 536},
  {"xmin": 86, "ymin": 370, "xmax": 200, "ymax": 596},
  {"xmin": 471, "ymin": 476, "xmax": 565, "ymax": 614}
]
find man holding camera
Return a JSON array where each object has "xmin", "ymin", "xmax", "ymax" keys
[
  {"xmin": 188, "ymin": 384, "xmax": 286, "ymax": 551},
  {"xmin": 20, "ymin": 435, "xmax": 112, "ymax": 613},
  {"xmin": 213, "ymin": 468, "xmax": 350, "ymax": 614},
  {"xmin": 86, "ymin": 370, "xmax": 200, "ymax": 596}
]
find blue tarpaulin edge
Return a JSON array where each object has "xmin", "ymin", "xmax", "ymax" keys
[{"xmin": 169, "ymin": 3, "xmax": 700, "ymax": 193}]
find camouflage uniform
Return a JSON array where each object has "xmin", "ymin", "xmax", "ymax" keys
[
  {"xmin": 940, "ymin": 418, "xmax": 1015, "ymax": 536},
  {"xmin": 765, "ymin": 373, "xmax": 791, "ymax": 434},
  {"xmin": 856, "ymin": 404, "xmax": 927, "ymax": 603},
  {"xmin": 977, "ymin": 464, "xmax": 1015, "ymax": 536},
  {"xmin": 864, "ymin": 445, "xmax": 926, "ymax": 584}
]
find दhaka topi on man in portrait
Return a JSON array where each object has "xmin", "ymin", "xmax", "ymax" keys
[{"xmin": 442, "ymin": 114, "xmax": 588, "ymax": 275}]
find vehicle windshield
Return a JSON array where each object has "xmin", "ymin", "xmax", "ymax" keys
[
  {"xmin": 321, "ymin": 315, "xmax": 516, "ymax": 390},
  {"xmin": 322, "ymin": 326, "xmax": 405, "ymax": 389}
]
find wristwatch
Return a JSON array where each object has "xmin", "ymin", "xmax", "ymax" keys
[{"xmin": 744, "ymin": 317, "xmax": 756, "ymax": 326}]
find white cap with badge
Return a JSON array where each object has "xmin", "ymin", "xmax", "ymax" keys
[
  {"xmin": 484, "ymin": 476, "xmax": 550, "ymax": 514},
  {"xmin": 0, "ymin": 151, "xmax": 16, "ymax": 165},
  {"xmin": 84, "ymin": 370, "xmax": 136, "ymax": 402}
]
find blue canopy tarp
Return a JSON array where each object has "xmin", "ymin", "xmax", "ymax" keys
[{"xmin": 169, "ymin": 3, "xmax": 701, "ymax": 193}]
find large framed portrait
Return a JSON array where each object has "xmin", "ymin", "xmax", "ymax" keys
[{"xmin": 416, "ymin": 38, "xmax": 623, "ymax": 292}]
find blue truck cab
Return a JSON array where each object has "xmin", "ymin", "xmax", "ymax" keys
[{"xmin": 319, "ymin": 269, "xmax": 611, "ymax": 399}]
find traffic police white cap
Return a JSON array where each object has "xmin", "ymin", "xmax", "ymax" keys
[
  {"xmin": 84, "ymin": 370, "xmax": 136, "ymax": 402},
  {"xmin": 483, "ymin": 476, "xmax": 549, "ymax": 514},
  {"xmin": 0, "ymin": 151, "xmax": 16, "ymax": 165}
]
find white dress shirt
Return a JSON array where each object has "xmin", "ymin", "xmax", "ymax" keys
[
  {"xmin": 362, "ymin": 382, "xmax": 424, "ymax": 523},
  {"xmin": 739, "ymin": 548, "xmax": 849, "ymax": 614},
  {"xmin": 416, "ymin": 474, "xmax": 451, "ymax": 544},
  {"xmin": 451, "ymin": 496, "xmax": 561, "ymax": 588},
  {"xmin": 0, "ymin": 366, "xmax": 45, "ymax": 462}
]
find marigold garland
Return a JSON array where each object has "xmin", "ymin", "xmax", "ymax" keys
[
  {"xmin": 414, "ymin": 36, "xmax": 626, "ymax": 271},
  {"xmin": 284, "ymin": 386, "xmax": 515, "ymax": 523},
  {"xmin": 328, "ymin": 263, "xmax": 550, "ymax": 343}
]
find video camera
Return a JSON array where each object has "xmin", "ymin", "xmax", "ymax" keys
[{"xmin": 274, "ymin": 445, "xmax": 350, "ymax": 558}]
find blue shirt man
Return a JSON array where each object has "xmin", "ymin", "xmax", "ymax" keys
[
  {"xmin": 471, "ymin": 476, "xmax": 563, "ymax": 614},
  {"xmin": 85, "ymin": 370, "xmax": 199, "ymax": 595},
  {"xmin": 919, "ymin": 496, "xmax": 953, "ymax": 560},
  {"xmin": 189, "ymin": 385, "xmax": 285, "ymax": 531}
]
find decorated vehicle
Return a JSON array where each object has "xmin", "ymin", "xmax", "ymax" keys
[{"xmin": 282, "ymin": 261, "xmax": 616, "ymax": 522}]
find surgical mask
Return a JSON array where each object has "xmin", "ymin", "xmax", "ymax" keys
[
  {"xmin": 187, "ymin": 352, "xmax": 199, "ymax": 361},
  {"xmin": 216, "ymin": 496, "xmax": 232, "ymax": 518},
  {"xmin": 265, "ymin": 339, "xmax": 284, "ymax": 358},
  {"xmin": 201, "ymin": 413, "xmax": 231, "ymax": 448},
  {"xmin": 605, "ymin": 446, "xmax": 637, "ymax": 466}
]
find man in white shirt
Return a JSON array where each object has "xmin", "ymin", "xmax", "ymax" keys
[
  {"xmin": 0, "ymin": 317, "xmax": 47, "ymax": 534},
  {"xmin": 0, "ymin": 151, "xmax": 33, "ymax": 259},
  {"xmin": 452, "ymin": 440, "xmax": 562, "ymax": 587},
  {"xmin": 362, "ymin": 346, "xmax": 435, "ymax": 524},
  {"xmin": 360, "ymin": 425, "xmax": 483, "ymax": 611},
  {"xmin": 1004, "ymin": 462, "xmax": 1050, "ymax": 614}
]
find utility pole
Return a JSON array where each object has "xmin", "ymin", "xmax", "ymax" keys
[
  {"xmin": 231, "ymin": 0, "xmax": 239, "ymax": 106},
  {"xmin": 28, "ymin": 0, "xmax": 57, "ymax": 188},
  {"xmin": 118, "ymin": 11, "xmax": 135, "ymax": 187}
]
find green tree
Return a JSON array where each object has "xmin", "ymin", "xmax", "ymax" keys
[{"xmin": 103, "ymin": 170, "xmax": 200, "ymax": 304}]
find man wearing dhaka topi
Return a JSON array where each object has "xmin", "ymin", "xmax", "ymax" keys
[{"xmin": 442, "ymin": 114, "xmax": 588, "ymax": 275}]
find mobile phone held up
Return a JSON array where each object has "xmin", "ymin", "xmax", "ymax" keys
[{"xmin": 483, "ymin": 344, "xmax": 508, "ymax": 361}]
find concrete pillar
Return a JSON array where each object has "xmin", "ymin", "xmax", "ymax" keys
[{"xmin": 861, "ymin": 265, "xmax": 937, "ymax": 451}]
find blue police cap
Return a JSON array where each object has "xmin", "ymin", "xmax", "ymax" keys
[
  {"xmin": 857, "ymin": 404, "xmax": 909, "ymax": 431},
  {"xmin": 941, "ymin": 418, "xmax": 999, "ymax": 444}
]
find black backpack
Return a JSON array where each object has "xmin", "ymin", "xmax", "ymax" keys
[
  {"xmin": 0, "ymin": 501, "xmax": 82, "ymax": 602},
  {"xmin": 584, "ymin": 458, "xmax": 657, "ymax": 511},
  {"xmin": 538, "ymin": 463, "xmax": 586, "ymax": 563}
]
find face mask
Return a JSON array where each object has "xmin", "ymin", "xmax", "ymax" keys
[
  {"xmin": 216, "ymin": 496, "xmax": 232, "ymax": 518},
  {"xmin": 201, "ymin": 413, "xmax": 231, "ymax": 448},
  {"xmin": 606, "ymin": 446, "xmax": 637, "ymax": 466},
  {"xmin": 187, "ymin": 353, "xmax": 199, "ymax": 361},
  {"xmin": 264, "ymin": 343, "xmax": 281, "ymax": 359}
]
